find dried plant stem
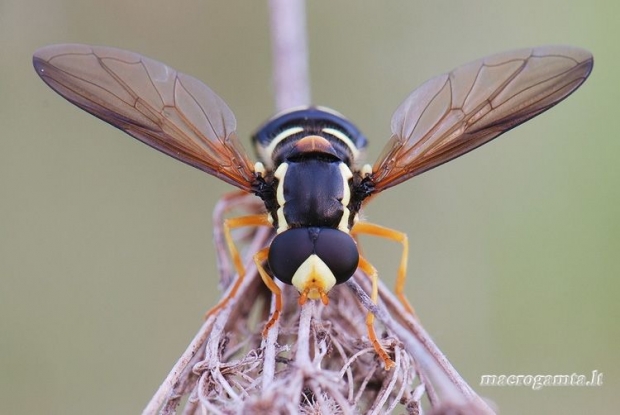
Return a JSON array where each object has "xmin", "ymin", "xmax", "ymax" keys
[{"xmin": 268, "ymin": 0, "xmax": 311, "ymax": 110}]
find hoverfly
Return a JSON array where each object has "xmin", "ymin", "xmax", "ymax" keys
[{"xmin": 33, "ymin": 44, "xmax": 593, "ymax": 369}]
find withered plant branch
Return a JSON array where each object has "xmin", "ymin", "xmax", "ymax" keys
[{"xmin": 143, "ymin": 220, "xmax": 273, "ymax": 415}]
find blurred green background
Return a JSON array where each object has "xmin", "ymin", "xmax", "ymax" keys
[{"xmin": 1, "ymin": 1, "xmax": 618, "ymax": 414}]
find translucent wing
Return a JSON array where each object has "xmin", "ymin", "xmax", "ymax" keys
[
  {"xmin": 370, "ymin": 45, "xmax": 593, "ymax": 192},
  {"xmin": 33, "ymin": 43, "xmax": 256, "ymax": 191}
]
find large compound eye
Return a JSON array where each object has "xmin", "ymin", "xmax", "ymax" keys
[
  {"xmin": 268, "ymin": 228, "xmax": 315, "ymax": 285},
  {"xmin": 268, "ymin": 228, "xmax": 360, "ymax": 286},
  {"xmin": 313, "ymin": 228, "xmax": 359, "ymax": 284}
]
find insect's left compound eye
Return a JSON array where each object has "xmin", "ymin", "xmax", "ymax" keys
[{"xmin": 268, "ymin": 228, "xmax": 359, "ymax": 287}]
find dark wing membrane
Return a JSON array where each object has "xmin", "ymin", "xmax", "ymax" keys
[
  {"xmin": 371, "ymin": 45, "xmax": 593, "ymax": 192},
  {"xmin": 33, "ymin": 43, "xmax": 255, "ymax": 191}
]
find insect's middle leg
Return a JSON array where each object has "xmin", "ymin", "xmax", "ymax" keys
[
  {"xmin": 205, "ymin": 214, "xmax": 271, "ymax": 319},
  {"xmin": 351, "ymin": 221, "xmax": 415, "ymax": 316}
]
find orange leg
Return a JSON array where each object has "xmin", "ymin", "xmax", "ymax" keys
[
  {"xmin": 351, "ymin": 222, "xmax": 415, "ymax": 316},
  {"xmin": 253, "ymin": 247, "xmax": 283, "ymax": 336},
  {"xmin": 205, "ymin": 214, "xmax": 271, "ymax": 319},
  {"xmin": 358, "ymin": 256, "xmax": 395, "ymax": 370}
]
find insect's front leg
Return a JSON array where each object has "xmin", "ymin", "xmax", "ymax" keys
[
  {"xmin": 253, "ymin": 247, "xmax": 283, "ymax": 336},
  {"xmin": 357, "ymin": 256, "xmax": 395, "ymax": 370}
]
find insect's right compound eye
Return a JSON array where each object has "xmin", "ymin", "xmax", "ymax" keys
[{"xmin": 268, "ymin": 228, "xmax": 315, "ymax": 285}]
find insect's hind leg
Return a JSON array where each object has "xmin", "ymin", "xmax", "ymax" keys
[
  {"xmin": 351, "ymin": 221, "xmax": 415, "ymax": 316},
  {"xmin": 205, "ymin": 214, "xmax": 272, "ymax": 319}
]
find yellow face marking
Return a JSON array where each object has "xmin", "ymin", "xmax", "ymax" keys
[{"xmin": 291, "ymin": 254, "xmax": 337, "ymax": 302}]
